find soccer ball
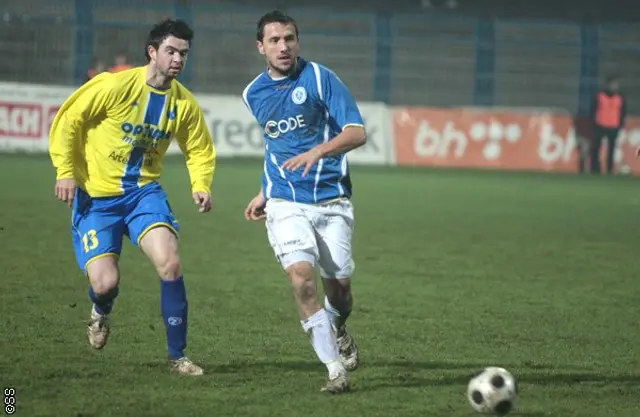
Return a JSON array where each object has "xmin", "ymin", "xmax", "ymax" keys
[{"xmin": 467, "ymin": 367, "xmax": 518, "ymax": 415}]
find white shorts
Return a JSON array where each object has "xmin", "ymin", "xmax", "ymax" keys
[{"xmin": 265, "ymin": 198, "xmax": 355, "ymax": 279}]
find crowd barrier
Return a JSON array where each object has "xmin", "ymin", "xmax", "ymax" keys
[{"xmin": 2, "ymin": 81, "xmax": 639, "ymax": 175}]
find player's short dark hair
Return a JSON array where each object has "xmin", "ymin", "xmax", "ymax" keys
[
  {"xmin": 256, "ymin": 10, "xmax": 299, "ymax": 42},
  {"xmin": 145, "ymin": 18, "xmax": 194, "ymax": 61}
]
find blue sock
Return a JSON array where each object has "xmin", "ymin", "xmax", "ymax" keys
[
  {"xmin": 161, "ymin": 276, "xmax": 188, "ymax": 360},
  {"xmin": 89, "ymin": 286, "xmax": 119, "ymax": 315}
]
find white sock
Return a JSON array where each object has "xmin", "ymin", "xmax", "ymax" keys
[
  {"xmin": 324, "ymin": 296, "xmax": 340, "ymax": 328},
  {"xmin": 301, "ymin": 309, "xmax": 345, "ymax": 378}
]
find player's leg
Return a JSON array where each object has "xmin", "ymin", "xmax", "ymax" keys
[
  {"xmin": 71, "ymin": 188, "xmax": 125, "ymax": 350},
  {"xmin": 314, "ymin": 199, "xmax": 359, "ymax": 371},
  {"xmin": 323, "ymin": 278, "xmax": 358, "ymax": 371},
  {"xmin": 85, "ymin": 257, "xmax": 120, "ymax": 349},
  {"xmin": 265, "ymin": 200, "xmax": 349, "ymax": 393},
  {"xmin": 125, "ymin": 182, "xmax": 202, "ymax": 376}
]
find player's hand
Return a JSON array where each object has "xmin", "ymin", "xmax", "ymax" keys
[
  {"xmin": 244, "ymin": 193, "xmax": 267, "ymax": 221},
  {"xmin": 281, "ymin": 148, "xmax": 323, "ymax": 177},
  {"xmin": 193, "ymin": 191, "xmax": 212, "ymax": 213},
  {"xmin": 55, "ymin": 178, "xmax": 76, "ymax": 207},
  {"xmin": 636, "ymin": 147, "xmax": 640, "ymax": 158}
]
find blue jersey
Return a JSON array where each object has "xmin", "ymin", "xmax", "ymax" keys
[{"xmin": 242, "ymin": 58, "xmax": 364, "ymax": 204}]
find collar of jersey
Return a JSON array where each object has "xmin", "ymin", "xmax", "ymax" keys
[
  {"xmin": 141, "ymin": 65, "xmax": 172, "ymax": 95},
  {"xmin": 265, "ymin": 57, "xmax": 305, "ymax": 82}
]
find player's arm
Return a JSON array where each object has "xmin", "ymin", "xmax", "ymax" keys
[
  {"xmin": 240, "ymin": 88, "xmax": 268, "ymax": 220},
  {"xmin": 177, "ymin": 99, "xmax": 216, "ymax": 204},
  {"xmin": 315, "ymin": 125, "xmax": 366, "ymax": 158},
  {"xmin": 241, "ymin": 85, "xmax": 267, "ymax": 199},
  {"xmin": 49, "ymin": 75, "xmax": 117, "ymax": 180},
  {"xmin": 590, "ymin": 94, "xmax": 599, "ymax": 126},
  {"xmin": 244, "ymin": 184, "xmax": 266, "ymax": 221},
  {"xmin": 281, "ymin": 69, "xmax": 366, "ymax": 175},
  {"xmin": 314, "ymin": 69, "xmax": 367, "ymax": 158}
]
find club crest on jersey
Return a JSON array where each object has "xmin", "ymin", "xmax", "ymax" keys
[
  {"xmin": 291, "ymin": 86, "xmax": 307, "ymax": 105},
  {"xmin": 167, "ymin": 106, "xmax": 177, "ymax": 120}
]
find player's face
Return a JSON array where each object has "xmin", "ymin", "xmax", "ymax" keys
[
  {"xmin": 258, "ymin": 22, "xmax": 299, "ymax": 77},
  {"xmin": 149, "ymin": 35, "xmax": 190, "ymax": 79}
]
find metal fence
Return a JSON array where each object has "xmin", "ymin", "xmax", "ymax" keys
[{"xmin": 2, "ymin": 0, "xmax": 640, "ymax": 114}]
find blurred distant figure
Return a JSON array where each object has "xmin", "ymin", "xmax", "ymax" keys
[
  {"xmin": 590, "ymin": 75, "xmax": 627, "ymax": 174},
  {"xmin": 86, "ymin": 58, "xmax": 106, "ymax": 82},
  {"xmin": 109, "ymin": 53, "xmax": 134, "ymax": 73}
]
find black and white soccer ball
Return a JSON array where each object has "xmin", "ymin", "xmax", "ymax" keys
[{"xmin": 467, "ymin": 367, "xmax": 518, "ymax": 415}]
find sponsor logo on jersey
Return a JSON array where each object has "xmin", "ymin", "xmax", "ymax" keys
[
  {"xmin": 264, "ymin": 114, "xmax": 306, "ymax": 139},
  {"xmin": 121, "ymin": 122, "xmax": 172, "ymax": 141}
]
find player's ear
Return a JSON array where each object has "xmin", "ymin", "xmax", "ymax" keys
[
  {"xmin": 147, "ymin": 45, "xmax": 156, "ymax": 61},
  {"xmin": 256, "ymin": 40, "xmax": 265, "ymax": 56}
]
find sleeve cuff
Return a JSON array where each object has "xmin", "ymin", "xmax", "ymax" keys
[
  {"xmin": 191, "ymin": 185, "xmax": 211, "ymax": 195},
  {"xmin": 56, "ymin": 169, "xmax": 74, "ymax": 180}
]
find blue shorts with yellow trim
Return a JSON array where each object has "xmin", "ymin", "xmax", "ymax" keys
[{"xmin": 71, "ymin": 181, "xmax": 180, "ymax": 273}]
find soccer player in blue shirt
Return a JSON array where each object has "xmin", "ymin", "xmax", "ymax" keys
[
  {"xmin": 49, "ymin": 19, "xmax": 216, "ymax": 376},
  {"xmin": 243, "ymin": 11, "xmax": 367, "ymax": 393}
]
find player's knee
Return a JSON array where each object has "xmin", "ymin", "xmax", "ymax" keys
[
  {"xmin": 287, "ymin": 262, "xmax": 316, "ymax": 302},
  {"xmin": 86, "ymin": 257, "xmax": 120, "ymax": 295},
  {"xmin": 139, "ymin": 226, "xmax": 182, "ymax": 280},
  {"xmin": 155, "ymin": 253, "xmax": 182, "ymax": 281},
  {"xmin": 287, "ymin": 261, "xmax": 314, "ymax": 282},
  {"xmin": 324, "ymin": 278, "xmax": 351, "ymax": 300},
  {"xmin": 91, "ymin": 279, "xmax": 119, "ymax": 296}
]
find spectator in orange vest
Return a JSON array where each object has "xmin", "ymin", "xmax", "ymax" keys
[
  {"xmin": 590, "ymin": 75, "xmax": 627, "ymax": 174},
  {"xmin": 109, "ymin": 53, "xmax": 134, "ymax": 73}
]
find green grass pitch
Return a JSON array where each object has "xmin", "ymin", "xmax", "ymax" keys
[{"xmin": 0, "ymin": 154, "xmax": 639, "ymax": 416}]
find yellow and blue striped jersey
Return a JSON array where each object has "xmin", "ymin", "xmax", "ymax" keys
[{"xmin": 49, "ymin": 66, "xmax": 216, "ymax": 197}]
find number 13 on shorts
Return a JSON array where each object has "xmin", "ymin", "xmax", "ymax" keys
[
  {"xmin": 72, "ymin": 223, "xmax": 122, "ymax": 273},
  {"xmin": 83, "ymin": 229, "xmax": 99, "ymax": 253}
]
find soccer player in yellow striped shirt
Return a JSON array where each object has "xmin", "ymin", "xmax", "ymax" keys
[{"xmin": 49, "ymin": 19, "xmax": 215, "ymax": 376}]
